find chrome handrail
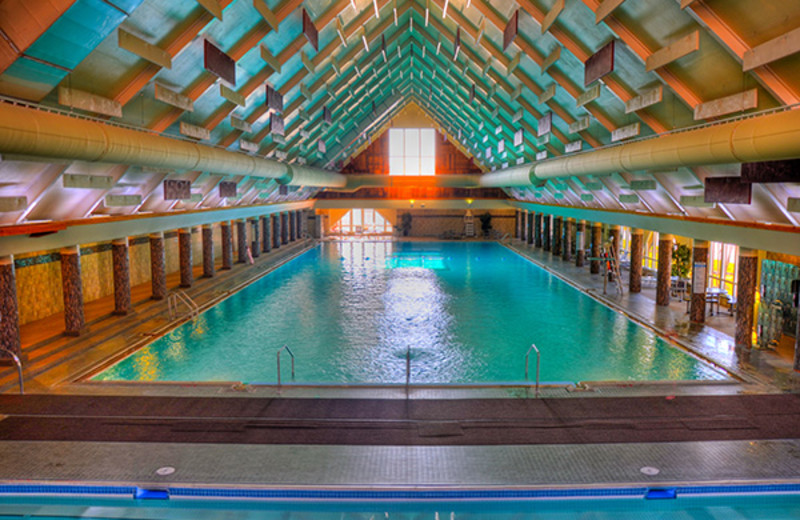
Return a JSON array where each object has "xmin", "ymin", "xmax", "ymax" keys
[
  {"xmin": 406, "ymin": 347, "xmax": 411, "ymax": 390},
  {"xmin": 167, "ymin": 290, "xmax": 199, "ymax": 321},
  {"xmin": 525, "ymin": 343, "xmax": 540, "ymax": 398},
  {"xmin": 277, "ymin": 345, "xmax": 295, "ymax": 388},
  {"xmin": 0, "ymin": 347, "xmax": 24, "ymax": 394}
]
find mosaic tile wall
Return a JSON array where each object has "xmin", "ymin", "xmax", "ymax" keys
[
  {"xmin": 79, "ymin": 244, "xmax": 113, "ymax": 304},
  {"xmin": 129, "ymin": 237, "xmax": 151, "ymax": 288},
  {"xmin": 15, "ymin": 251, "xmax": 63, "ymax": 325}
]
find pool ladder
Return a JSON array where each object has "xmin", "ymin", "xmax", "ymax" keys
[
  {"xmin": 0, "ymin": 347, "xmax": 24, "ymax": 394},
  {"xmin": 167, "ymin": 290, "xmax": 199, "ymax": 321},
  {"xmin": 525, "ymin": 343, "xmax": 541, "ymax": 398},
  {"xmin": 277, "ymin": 345, "xmax": 295, "ymax": 389}
]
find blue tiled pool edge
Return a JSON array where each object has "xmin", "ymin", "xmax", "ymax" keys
[{"xmin": 2, "ymin": 483, "xmax": 800, "ymax": 501}]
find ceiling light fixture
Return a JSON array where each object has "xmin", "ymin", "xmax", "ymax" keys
[
  {"xmin": 373, "ymin": 0, "xmax": 380, "ymax": 18},
  {"xmin": 410, "ymin": 17, "xmax": 414, "ymax": 32},
  {"xmin": 442, "ymin": 0, "xmax": 449, "ymax": 19}
]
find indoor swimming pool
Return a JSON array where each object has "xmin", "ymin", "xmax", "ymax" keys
[{"xmin": 93, "ymin": 241, "xmax": 726, "ymax": 384}]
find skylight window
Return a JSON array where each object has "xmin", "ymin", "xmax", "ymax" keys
[{"xmin": 389, "ymin": 128, "xmax": 436, "ymax": 175}]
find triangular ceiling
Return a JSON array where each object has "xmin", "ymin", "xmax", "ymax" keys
[{"xmin": 0, "ymin": 0, "xmax": 798, "ymax": 226}]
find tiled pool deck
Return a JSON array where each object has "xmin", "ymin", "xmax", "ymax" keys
[{"xmin": 0, "ymin": 238, "xmax": 798, "ymax": 491}]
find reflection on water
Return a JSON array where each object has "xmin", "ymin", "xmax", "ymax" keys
[{"xmin": 95, "ymin": 242, "xmax": 726, "ymax": 383}]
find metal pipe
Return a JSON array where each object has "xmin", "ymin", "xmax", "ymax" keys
[
  {"xmin": 334, "ymin": 174, "xmax": 482, "ymax": 192},
  {"xmin": 0, "ymin": 348, "xmax": 24, "ymax": 394},
  {"xmin": 0, "ymin": 101, "xmax": 343, "ymax": 188},
  {"xmin": 478, "ymin": 107, "xmax": 800, "ymax": 186},
  {"xmin": 281, "ymin": 164, "xmax": 347, "ymax": 188},
  {"xmin": 525, "ymin": 343, "xmax": 540, "ymax": 398}
]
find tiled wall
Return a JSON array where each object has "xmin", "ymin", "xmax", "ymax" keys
[
  {"xmin": 403, "ymin": 210, "xmax": 516, "ymax": 237},
  {"xmin": 15, "ymin": 251, "xmax": 63, "ymax": 325},
  {"xmin": 13, "ymin": 223, "xmax": 231, "ymax": 326}
]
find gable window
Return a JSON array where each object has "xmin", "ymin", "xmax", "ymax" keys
[{"xmin": 389, "ymin": 128, "xmax": 436, "ymax": 175}]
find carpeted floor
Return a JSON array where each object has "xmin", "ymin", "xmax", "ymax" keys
[{"xmin": 0, "ymin": 394, "xmax": 799, "ymax": 446}]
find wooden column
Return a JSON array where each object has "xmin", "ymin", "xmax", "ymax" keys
[
  {"xmin": 273, "ymin": 213, "xmax": 281, "ymax": 249},
  {"xmin": 526, "ymin": 212, "xmax": 534, "ymax": 244},
  {"xmin": 262, "ymin": 215, "xmax": 272, "ymax": 253},
  {"xmin": 552, "ymin": 217, "xmax": 562, "ymax": 256},
  {"xmin": 0, "ymin": 255, "xmax": 21, "ymax": 356},
  {"xmin": 534, "ymin": 213, "xmax": 543, "ymax": 248},
  {"xmin": 576, "ymin": 221, "xmax": 585, "ymax": 267},
  {"xmin": 179, "ymin": 228, "xmax": 193, "ymax": 288},
  {"xmin": 220, "ymin": 221, "xmax": 233, "ymax": 270},
  {"xmin": 563, "ymin": 218, "xmax": 573, "ymax": 261},
  {"xmin": 250, "ymin": 218, "xmax": 260, "ymax": 258},
  {"xmin": 236, "ymin": 219, "xmax": 247, "ymax": 263},
  {"xmin": 60, "ymin": 246, "xmax": 85, "ymax": 336},
  {"xmin": 202, "ymin": 224, "xmax": 215, "ymax": 278},
  {"xmin": 629, "ymin": 228, "xmax": 643, "ymax": 293},
  {"xmin": 111, "ymin": 238, "xmax": 131, "ymax": 315},
  {"xmin": 543, "ymin": 215, "xmax": 551, "ymax": 251},
  {"xmin": 735, "ymin": 248, "xmax": 758, "ymax": 349},
  {"xmin": 689, "ymin": 240, "xmax": 709, "ymax": 323},
  {"xmin": 590, "ymin": 222, "xmax": 602, "ymax": 274},
  {"xmin": 656, "ymin": 234, "xmax": 673, "ymax": 306},
  {"xmin": 149, "ymin": 232, "xmax": 166, "ymax": 299}
]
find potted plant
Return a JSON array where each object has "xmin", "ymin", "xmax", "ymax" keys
[
  {"xmin": 479, "ymin": 212, "xmax": 493, "ymax": 237},
  {"xmin": 672, "ymin": 243, "xmax": 691, "ymax": 279},
  {"xmin": 399, "ymin": 212, "xmax": 413, "ymax": 236}
]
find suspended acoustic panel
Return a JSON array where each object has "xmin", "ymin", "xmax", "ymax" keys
[
  {"xmin": 204, "ymin": 40, "xmax": 235, "ymax": 85},
  {"xmin": 704, "ymin": 177, "xmax": 752, "ymax": 204},
  {"xmin": 584, "ymin": 40, "xmax": 615, "ymax": 86}
]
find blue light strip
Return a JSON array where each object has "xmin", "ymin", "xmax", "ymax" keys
[{"xmin": 1, "ymin": 483, "xmax": 800, "ymax": 501}]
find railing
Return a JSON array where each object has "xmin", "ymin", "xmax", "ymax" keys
[
  {"xmin": 0, "ymin": 347, "xmax": 24, "ymax": 394},
  {"xmin": 405, "ymin": 347, "xmax": 411, "ymax": 395},
  {"xmin": 167, "ymin": 290, "xmax": 199, "ymax": 321},
  {"xmin": 277, "ymin": 345, "xmax": 295, "ymax": 388},
  {"xmin": 524, "ymin": 343, "xmax": 541, "ymax": 398}
]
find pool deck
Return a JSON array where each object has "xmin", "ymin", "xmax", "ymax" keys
[{"xmin": 0, "ymin": 238, "xmax": 798, "ymax": 492}]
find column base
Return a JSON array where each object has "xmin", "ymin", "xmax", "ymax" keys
[{"xmin": 64, "ymin": 326, "xmax": 89, "ymax": 337}]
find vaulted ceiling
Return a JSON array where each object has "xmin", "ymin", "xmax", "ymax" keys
[{"xmin": 0, "ymin": 0, "xmax": 798, "ymax": 227}]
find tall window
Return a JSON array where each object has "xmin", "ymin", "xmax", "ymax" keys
[
  {"xmin": 389, "ymin": 128, "xmax": 436, "ymax": 175},
  {"xmin": 643, "ymin": 231, "xmax": 659, "ymax": 271},
  {"xmin": 709, "ymin": 242, "xmax": 739, "ymax": 296},
  {"xmin": 330, "ymin": 209, "xmax": 393, "ymax": 235}
]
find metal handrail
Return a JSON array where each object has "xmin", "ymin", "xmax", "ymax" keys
[
  {"xmin": 167, "ymin": 290, "xmax": 199, "ymax": 321},
  {"xmin": 405, "ymin": 347, "xmax": 411, "ymax": 388},
  {"xmin": 0, "ymin": 347, "xmax": 24, "ymax": 394},
  {"xmin": 277, "ymin": 345, "xmax": 295, "ymax": 387},
  {"xmin": 525, "ymin": 343, "xmax": 540, "ymax": 398}
]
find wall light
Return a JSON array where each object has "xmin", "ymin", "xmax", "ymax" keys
[{"xmin": 466, "ymin": 198, "xmax": 474, "ymax": 205}]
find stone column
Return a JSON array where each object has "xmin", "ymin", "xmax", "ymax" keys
[
  {"xmin": 689, "ymin": 240, "xmax": 709, "ymax": 323},
  {"xmin": 236, "ymin": 219, "xmax": 248, "ymax": 263},
  {"xmin": 609, "ymin": 225, "xmax": 621, "ymax": 262},
  {"xmin": 149, "ymin": 232, "xmax": 166, "ymax": 300},
  {"xmin": 515, "ymin": 211, "xmax": 521, "ymax": 239},
  {"xmin": 0, "ymin": 255, "xmax": 21, "ymax": 356},
  {"xmin": 534, "ymin": 213, "xmax": 543, "ymax": 248},
  {"xmin": 262, "ymin": 215, "xmax": 272, "ymax": 254},
  {"xmin": 289, "ymin": 211, "xmax": 297, "ymax": 242},
  {"xmin": 281, "ymin": 213, "xmax": 289, "ymax": 245},
  {"xmin": 629, "ymin": 228, "xmax": 643, "ymax": 293},
  {"xmin": 302, "ymin": 210, "xmax": 309, "ymax": 237},
  {"xmin": 526, "ymin": 212, "xmax": 534, "ymax": 245},
  {"xmin": 273, "ymin": 213, "xmax": 281, "ymax": 249},
  {"xmin": 111, "ymin": 238, "xmax": 131, "ymax": 315},
  {"xmin": 298, "ymin": 210, "xmax": 304, "ymax": 238},
  {"xmin": 590, "ymin": 222, "xmax": 602, "ymax": 274},
  {"xmin": 576, "ymin": 221, "xmax": 586, "ymax": 267},
  {"xmin": 179, "ymin": 228, "xmax": 193, "ymax": 288},
  {"xmin": 563, "ymin": 218, "xmax": 573, "ymax": 261},
  {"xmin": 543, "ymin": 215, "xmax": 551, "ymax": 251},
  {"xmin": 552, "ymin": 217, "xmax": 562, "ymax": 256},
  {"xmin": 735, "ymin": 248, "xmax": 758, "ymax": 350},
  {"xmin": 250, "ymin": 218, "xmax": 260, "ymax": 258},
  {"xmin": 656, "ymin": 234, "xmax": 673, "ymax": 306},
  {"xmin": 202, "ymin": 224, "xmax": 215, "ymax": 278},
  {"xmin": 221, "ymin": 221, "xmax": 233, "ymax": 270},
  {"xmin": 60, "ymin": 246, "xmax": 85, "ymax": 336}
]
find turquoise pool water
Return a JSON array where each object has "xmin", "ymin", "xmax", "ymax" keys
[
  {"xmin": 94, "ymin": 241, "xmax": 725, "ymax": 384},
  {"xmin": 2, "ymin": 492, "xmax": 800, "ymax": 518}
]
